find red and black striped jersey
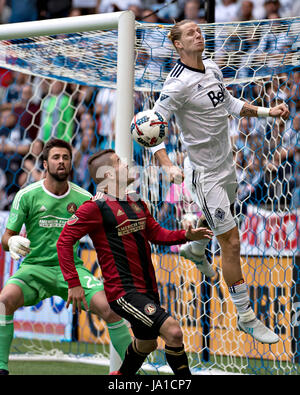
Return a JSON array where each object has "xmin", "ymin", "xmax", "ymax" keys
[{"xmin": 57, "ymin": 192, "xmax": 187, "ymax": 302}]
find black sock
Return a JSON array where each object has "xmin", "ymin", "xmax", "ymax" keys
[
  {"xmin": 119, "ymin": 340, "xmax": 149, "ymax": 375},
  {"xmin": 165, "ymin": 344, "xmax": 192, "ymax": 376}
]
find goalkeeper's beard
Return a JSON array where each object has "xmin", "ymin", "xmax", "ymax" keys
[{"xmin": 47, "ymin": 167, "xmax": 70, "ymax": 182}]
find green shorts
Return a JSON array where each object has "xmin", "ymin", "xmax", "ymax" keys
[{"xmin": 6, "ymin": 264, "xmax": 104, "ymax": 308}]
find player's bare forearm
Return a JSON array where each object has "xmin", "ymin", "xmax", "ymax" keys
[
  {"xmin": 240, "ymin": 102, "xmax": 289, "ymax": 120},
  {"xmin": 154, "ymin": 147, "xmax": 184, "ymax": 184},
  {"xmin": 240, "ymin": 102, "xmax": 258, "ymax": 117},
  {"xmin": 154, "ymin": 147, "xmax": 173, "ymax": 166}
]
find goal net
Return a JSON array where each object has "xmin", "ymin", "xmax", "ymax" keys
[{"xmin": 0, "ymin": 13, "xmax": 299, "ymax": 375}]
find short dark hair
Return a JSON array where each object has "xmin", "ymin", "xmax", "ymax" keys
[
  {"xmin": 87, "ymin": 149, "xmax": 115, "ymax": 184},
  {"xmin": 87, "ymin": 149, "xmax": 115, "ymax": 167},
  {"xmin": 42, "ymin": 138, "xmax": 73, "ymax": 162}
]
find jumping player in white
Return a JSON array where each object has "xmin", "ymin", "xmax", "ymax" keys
[{"xmin": 151, "ymin": 20, "xmax": 289, "ymax": 344}]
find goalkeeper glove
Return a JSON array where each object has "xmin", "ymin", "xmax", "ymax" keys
[{"xmin": 7, "ymin": 235, "xmax": 31, "ymax": 260}]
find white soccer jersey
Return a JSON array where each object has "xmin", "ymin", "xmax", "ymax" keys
[{"xmin": 153, "ymin": 58, "xmax": 245, "ymax": 172}]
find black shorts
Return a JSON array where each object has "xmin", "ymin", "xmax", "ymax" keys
[{"xmin": 109, "ymin": 291, "xmax": 171, "ymax": 340}]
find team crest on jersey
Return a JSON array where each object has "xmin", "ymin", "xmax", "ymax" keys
[
  {"xmin": 214, "ymin": 208, "xmax": 225, "ymax": 222},
  {"xmin": 144, "ymin": 303, "xmax": 156, "ymax": 316},
  {"xmin": 67, "ymin": 202, "xmax": 77, "ymax": 214},
  {"xmin": 67, "ymin": 214, "xmax": 79, "ymax": 225},
  {"xmin": 131, "ymin": 203, "xmax": 141, "ymax": 214}
]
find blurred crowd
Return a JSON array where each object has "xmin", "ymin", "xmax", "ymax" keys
[
  {"xmin": 0, "ymin": 0, "xmax": 299, "ymax": 218},
  {"xmin": 0, "ymin": 0, "xmax": 299, "ymax": 24}
]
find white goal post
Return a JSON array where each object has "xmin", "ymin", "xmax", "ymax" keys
[
  {"xmin": 0, "ymin": 11, "xmax": 136, "ymax": 374},
  {"xmin": 0, "ymin": 11, "xmax": 135, "ymax": 162}
]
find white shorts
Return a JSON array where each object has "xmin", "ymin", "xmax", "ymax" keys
[{"xmin": 184, "ymin": 156, "xmax": 238, "ymax": 236}]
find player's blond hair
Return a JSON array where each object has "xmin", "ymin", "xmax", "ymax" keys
[{"xmin": 167, "ymin": 19, "xmax": 195, "ymax": 52}]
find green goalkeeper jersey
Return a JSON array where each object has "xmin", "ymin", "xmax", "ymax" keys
[{"xmin": 6, "ymin": 180, "xmax": 92, "ymax": 266}]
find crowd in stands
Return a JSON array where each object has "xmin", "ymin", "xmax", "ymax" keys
[
  {"xmin": 1, "ymin": 0, "xmax": 299, "ymax": 24},
  {"xmin": 0, "ymin": 0, "xmax": 299, "ymax": 218}
]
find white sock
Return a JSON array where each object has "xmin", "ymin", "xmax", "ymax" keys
[
  {"xmin": 109, "ymin": 342, "xmax": 122, "ymax": 373},
  {"xmin": 190, "ymin": 239, "xmax": 209, "ymax": 256},
  {"xmin": 228, "ymin": 281, "xmax": 253, "ymax": 318}
]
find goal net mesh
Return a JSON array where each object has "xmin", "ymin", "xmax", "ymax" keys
[{"xmin": 0, "ymin": 16, "xmax": 299, "ymax": 375}]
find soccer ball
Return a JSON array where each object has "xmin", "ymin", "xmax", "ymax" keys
[{"xmin": 130, "ymin": 110, "xmax": 168, "ymax": 148}]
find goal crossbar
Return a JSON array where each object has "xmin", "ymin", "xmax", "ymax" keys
[{"xmin": 0, "ymin": 12, "xmax": 126, "ymax": 39}]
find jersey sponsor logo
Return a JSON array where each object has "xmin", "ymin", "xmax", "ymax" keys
[
  {"xmin": 144, "ymin": 303, "xmax": 157, "ymax": 315},
  {"xmin": 67, "ymin": 202, "xmax": 77, "ymax": 214},
  {"xmin": 39, "ymin": 215, "xmax": 68, "ymax": 228},
  {"xmin": 116, "ymin": 218, "xmax": 146, "ymax": 236},
  {"xmin": 207, "ymin": 83, "xmax": 226, "ymax": 108},
  {"xmin": 67, "ymin": 214, "xmax": 79, "ymax": 226},
  {"xmin": 214, "ymin": 208, "xmax": 225, "ymax": 222}
]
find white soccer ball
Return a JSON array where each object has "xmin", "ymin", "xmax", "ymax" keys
[{"xmin": 130, "ymin": 110, "xmax": 168, "ymax": 148}]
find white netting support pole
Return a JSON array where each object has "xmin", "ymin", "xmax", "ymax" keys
[{"xmin": 115, "ymin": 10, "xmax": 135, "ymax": 164}]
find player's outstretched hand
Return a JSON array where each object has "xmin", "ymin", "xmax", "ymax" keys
[
  {"xmin": 163, "ymin": 165, "xmax": 184, "ymax": 184},
  {"xmin": 8, "ymin": 235, "xmax": 31, "ymax": 260},
  {"xmin": 170, "ymin": 165, "xmax": 184, "ymax": 184},
  {"xmin": 67, "ymin": 286, "xmax": 89, "ymax": 314},
  {"xmin": 269, "ymin": 103, "xmax": 290, "ymax": 120},
  {"xmin": 185, "ymin": 225, "xmax": 213, "ymax": 241}
]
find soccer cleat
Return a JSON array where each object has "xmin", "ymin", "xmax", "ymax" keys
[
  {"xmin": 109, "ymin": 370, "xmax": 122, "ymax": 375},
  {"xmin": 179, "ymin": 243, "xmax": 216, "ymax": 278},
  {"xmin": 237, "ymin": 313, "xmax": 279, "ymax": 344},
  {"xmin": 0, "ymin": 369, "xmax": 9, "ymax": 375}
]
